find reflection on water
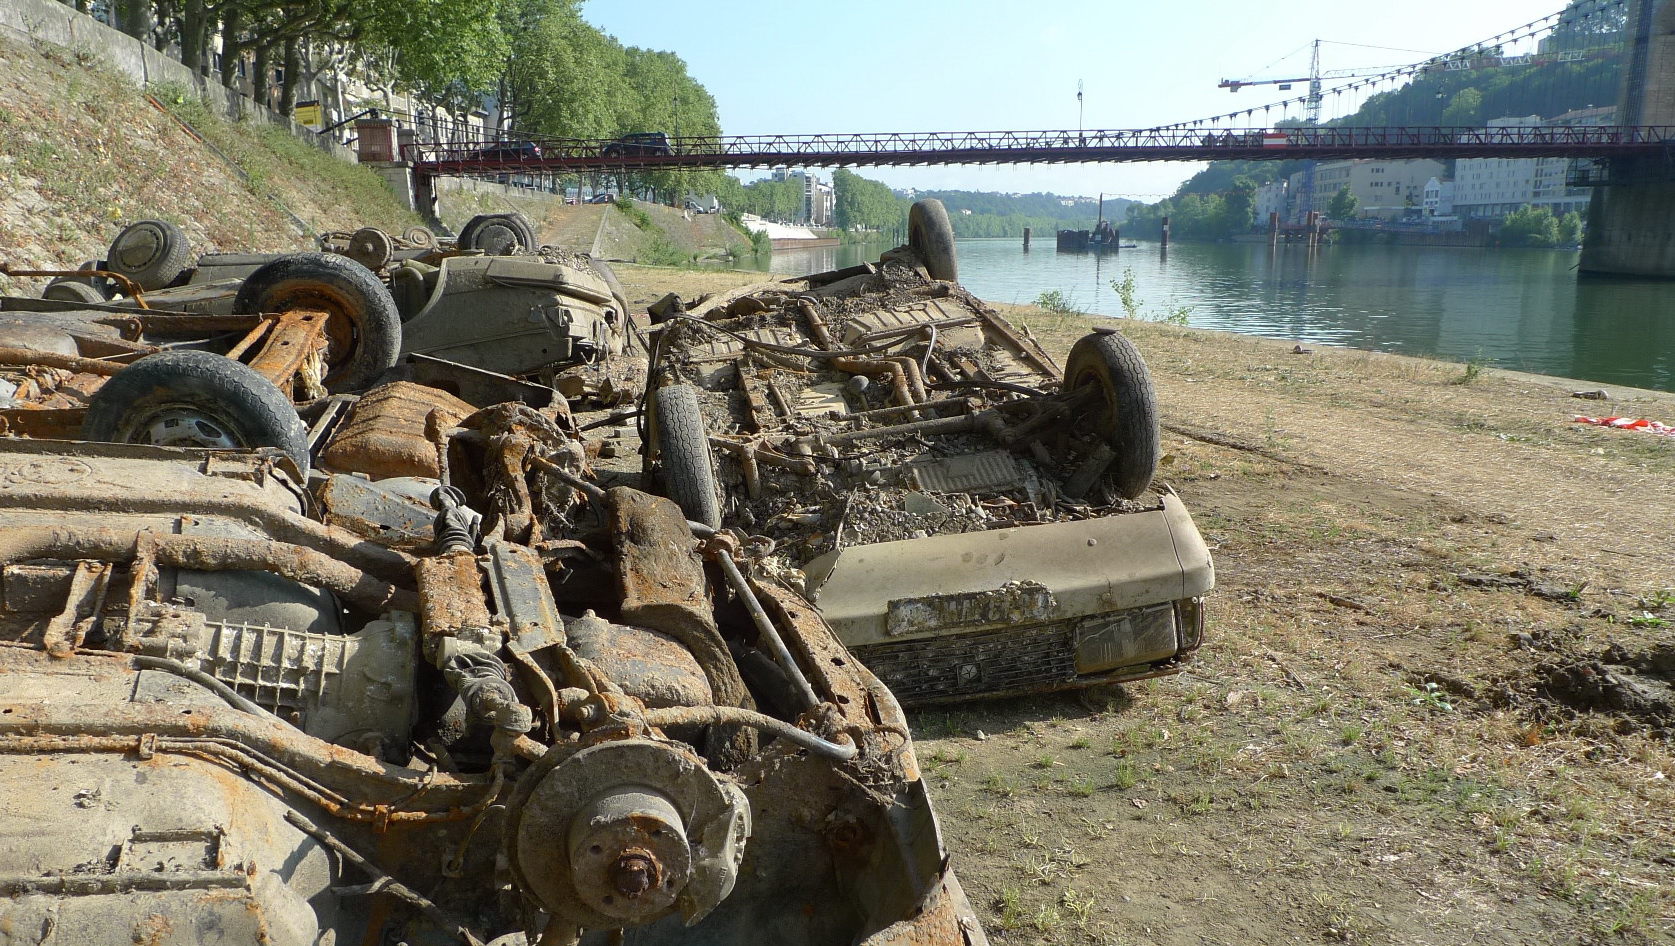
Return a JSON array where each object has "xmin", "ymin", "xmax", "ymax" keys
[{"xmin": 742, "ymin": 238, "xmax": 1674, "ymax": 392}]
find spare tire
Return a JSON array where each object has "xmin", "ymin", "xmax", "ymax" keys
[
  {"xmin": 83, "ymin": 350, "xmax": 310, "ymax": 475},
  {"xmin": 1063, "ymin": 331, "xmax": 1159, "ymax": 499},
  {"xmin": 106, "ymin": 219, "xmax": 191, "ymax": 291},
  {"xmin": 908, "ymin": 199, "xmax": 958, "ymax": 282},
  {"xmin": 650, "ymin": 384, "xmax": 721, "ymax": 530},
  {"xmin": 458, "ymin": 213, "xmax": 537, "ymax": 256},
  {"xmin": 234, "ymin": 252, "xmax": 402, "ymax": 393}
]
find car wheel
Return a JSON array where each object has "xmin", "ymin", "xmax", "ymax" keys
[
  {"xmin": 106, "ymin": 219, "xmax": 191, "ymax": 291},
  {"xmin": 907, "ymin": 198, "xmax": 958, "ymax": 282},
  {"xmin": 402, "ymin": 226, "xmax": 436, "ymax": 248},
  {"xmin": 1063, "ymin": 331, "xmax": 1160, "ymax": 499},
  {"xmin": 42, "ymin": 279, "xmax": 109, "ymax": 304},
  {"xmin": 82, "ymin": 350, "xmax": 310, "ymax": 475},
  {"xmin": 458, "ymin": 213, "xmax": 537, "ymax": 256},
  {"xmin": 233, "ymin": 252, "xmax": 402, "ymax": 394},
  {"xmin": 651, "ymin": 384, "xmax": 721, "ymax": 530}
]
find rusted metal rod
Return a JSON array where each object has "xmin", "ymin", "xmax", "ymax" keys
[
  {"xmin": 0, "ymin": 345, "xmax": 125, "ymax": 376},
  {"xmin": 688, "ymin": 522, "xmax": 820, "ymax": 711},
  {"xmin": 0, "ymin": 527, "xmax": 419, "ymax": 614},
  {"xmin": 640, "ymin": 706, "xmax": 855, "ymax": 762}
]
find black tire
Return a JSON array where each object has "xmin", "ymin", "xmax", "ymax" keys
[
  {"xmin": 651, "ymin": 384, "xmax": 721, "ymax": 530},
  {"xmin": 908, "ymin": 198, "xmax": 958, "ymax": 282},
  {"xmin": 233, "ymin": 252, "xmax": 402, "ymax": 394},
  {"xmin": 106, "ymin": 219, "xmax": 191, "ymax": 291},
  {"xmin": 1063, "ymin": 331, "xmax": 1160, "ymax": 499},
  {"xmin": 458, "ymin": 213, "xmax": 537, "ymax": 256},
  {"xmin": 42, "ymin": 279, "xmax": 109, "ymax": 304},
  {"xmin": 83, "ymin": 350, "xmax": 310, "ymax": 475}
]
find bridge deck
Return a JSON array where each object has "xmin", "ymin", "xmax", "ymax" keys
[{"xmin": 405, "ymin": 126, "xmax": 1675, "ymax": 176}]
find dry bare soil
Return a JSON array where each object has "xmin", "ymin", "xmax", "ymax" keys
[{"xmin": 615, "ymin": 264, "xmax": 1675, "ymax": 946}]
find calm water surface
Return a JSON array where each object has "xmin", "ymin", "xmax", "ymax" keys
[{"xmin": 756, "ymin": 239, "xmax": 1675, "ymax": 393}]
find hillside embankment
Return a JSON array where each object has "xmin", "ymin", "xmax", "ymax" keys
[
  {"xmin": 0, "ymin": 27, "xmax": 751, "ymax": 290},
  {"xmin": 611, "ymin": 261, "xmax": 1675, "ymax": 946}
]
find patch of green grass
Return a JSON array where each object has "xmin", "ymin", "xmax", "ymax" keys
[{"xmin": 1033, "ymin": 288, "xmax": 1082, "ymax": 315}]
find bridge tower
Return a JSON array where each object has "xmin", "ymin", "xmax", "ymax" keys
[{"xmin": 1580, "ymin": 0, "xmax": 1675, "ymax": 277}]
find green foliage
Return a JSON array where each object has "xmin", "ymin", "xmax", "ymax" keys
[
  {"xmin": 1109, "ymin": 268, "xmax": 1191, "ymax": 325},
  {"xmin": 1223, "ymin": 177, "xmax": 1257, "ymax": 233},
  {"xmin": 1326, "ymin": 185, "xmax": 1359, "ymax": 222},
  {"xmin": 1497, "ymin": 205, "xmax": 1560, "ymax": 247},
  {"xmin": 1403, "ymin": 682, "xmax": 1454, "ymax": 712},
  {"xmin": 1439, "ymin": 87, "xmax": 1483, "ymax": 127},
  {"xmin": 1113, "ymin": 268, "xmax": 1143, "ymax": 320},
  {"xmin": 1557, "ymin": 211, "xmax": 1584, "ymax": 246},
  {"xmin": 363, "ymin": 0, "xmax": 509, "ymax": 107},
  {"xmin": 1033, "ymin": 290, "xmax": 1081, "ymax": 315},
  {"xmin": 833, "ymin": 169, "xmax": 905, "ymax": 231},
  {"xmin": 614, "ymin": 196, "xmax": 654, "ymax": 230}
]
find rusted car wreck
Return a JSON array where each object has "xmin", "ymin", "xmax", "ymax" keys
[
  {"xmin": 0, "ymin": 375, "xmax": 986, "ymax": 943},
  {"xmin": 637, "ymin": 201, "xmax": 1215, "ymax": 704}
]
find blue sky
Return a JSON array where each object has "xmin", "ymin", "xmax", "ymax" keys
[{"xmin": 583, "ymin": 2, "xmax": 1580, "ymax": 198}]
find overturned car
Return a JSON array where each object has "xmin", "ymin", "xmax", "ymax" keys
[
  {"xmin": 635, "ymin": 201, "xmax": 1214, "ymax": 705},
  {"xmin": 0, "ymin": 377, "xmax": 987, "ymax": 944},
  {"xmin": 21, "ymin": 215, "xmax": 628, "ymax": 386}
]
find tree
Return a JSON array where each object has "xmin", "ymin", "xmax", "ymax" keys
[
  {"xmin": 1557, "ymin": 211, "xmax": 1584, "ymax": 246},
  {"xmin": 1326, "ymin": 186, "xmax": 1359, "ymax": 222},
  {"xmin": 1440, "ymin": 88, "xmax": 1483, "ymax": 127},
  {"xmin": 1498, "ymin": 205, "xmax": 1560, "ymax": 247},
  {"xmin": 833, "ymin": 169, "xmax": 905, "ymax": 231},
  {"xmin": 1223, "ymin": 177, "xmax": 1257, "ymax": 234}
]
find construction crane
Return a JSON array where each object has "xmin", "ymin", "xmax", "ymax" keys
[
  {"xmin": 1219, "ymin": 39, "xmax": 1408, "ymax": 124},
  {"xmin": 1217, "ymin": 39, "xmax": 1413, "ymax": 226}
]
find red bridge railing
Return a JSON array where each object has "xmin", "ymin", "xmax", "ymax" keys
[{"xmin": 404, "ymin": 126, "xmax": 1675, "ymax": 176}]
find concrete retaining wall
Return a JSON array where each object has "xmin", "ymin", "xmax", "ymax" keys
[{"xmin": 0, "ymin": 0, "xmax": 354, "ymax": 162}]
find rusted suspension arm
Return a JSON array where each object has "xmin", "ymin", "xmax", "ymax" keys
[
  {"xmin": 0, "ymin": 526, "xmax": 418, "ymax": 614},
  {"xmin": 0, "ymin": 345, "xmax": 125, "ymax": 376},
  {"xmin": 0, "ymin": 480, "xmax": 414, "ymax": 584}
]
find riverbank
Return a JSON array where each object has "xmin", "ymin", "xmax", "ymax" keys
[{"xmin": 612, "ymin": 261, "xmax": 1675, "ymax": 945}]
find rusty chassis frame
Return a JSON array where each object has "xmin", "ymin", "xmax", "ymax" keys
[{"xmin": 0, "ymin": 287, "xmax": 332, "ymax": 439}]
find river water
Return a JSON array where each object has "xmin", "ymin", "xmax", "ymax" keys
[{"xmin": 753, "ymin": 239, "xmax": 1675, "ymax": 394}]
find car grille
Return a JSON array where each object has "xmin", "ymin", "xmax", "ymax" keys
[{"xmin": 854, "ymin": 622, "xmax": 1078, "ymax": 706}]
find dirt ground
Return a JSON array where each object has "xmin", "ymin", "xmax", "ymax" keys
[{"xmin": 615, "ymin": 262, "xmax": 1675, "ymax": 945}]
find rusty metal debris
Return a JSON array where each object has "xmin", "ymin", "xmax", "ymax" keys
[
  {"xmin": 638, "ymin": 200, "xmax": 1214, "ymax": 705},
  {"xmin": 0, "ymin": 337, "xmax": 986, "ymax": 944}
]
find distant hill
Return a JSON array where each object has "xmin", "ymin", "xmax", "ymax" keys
[
  {"xmin": 906, "ymin": 189, "xmax": 1133, "ymax": 238},
  {"xmin": 1174, "ymin": 0, "xmax": 1622, "ymax": 201}
]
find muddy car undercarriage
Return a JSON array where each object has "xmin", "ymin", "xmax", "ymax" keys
[
  {"xmin": 638, "ymin": 233, "xmax": 1213, "ymax": 705},
  {"xmin": 0, "ymin": 385, "xmax": 985, "ymax": 945}
]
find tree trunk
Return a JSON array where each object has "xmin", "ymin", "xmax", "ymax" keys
[
  {"xmin": 117, "ymin": 0, "xmax": 150, "ymax": 40},
  {"xmin": 220, "ymin": 7, "xmax": 243, "ymax": 91},
  {"xmin": 278, "ymin": 38, "xmax": 301, "ymax": 116},
  {"xmin": 252, "ymin": 42, "xmax": 273, "ymax": 110},
  {"xmin": 180, "ymin": 0, "xmax": 207, "ymax": 74}
]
